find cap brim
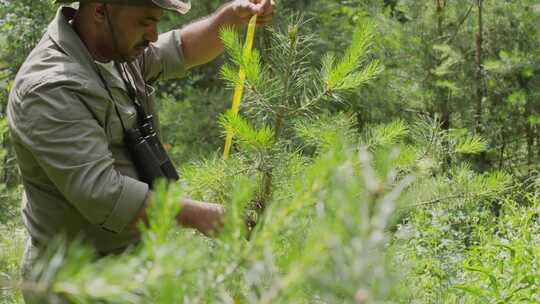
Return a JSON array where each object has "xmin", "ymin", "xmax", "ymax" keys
[
  {"xmin": 151, "ymin": 0, "xmax": 191, "ymax": 14},
  {"xmin": 54, "ymin": 0, "xmax": 191, "ymax": 14}
]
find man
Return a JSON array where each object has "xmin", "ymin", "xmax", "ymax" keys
[{"xmin": 7, "ymin": 0, "xmax": 274, "ymax": 301}]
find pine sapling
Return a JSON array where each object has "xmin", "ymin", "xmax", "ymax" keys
[{"xmin": 219, "ymin": 17, "xmax": 382, "ymax": 233}]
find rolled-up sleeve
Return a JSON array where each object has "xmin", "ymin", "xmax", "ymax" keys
[
  {"xmin": 20, "ymin": 83, "xmax": 148, "ymax": 233},
  {"xmin": 143, "ymin": 29, "xmax": 187, "ymax": 82}
]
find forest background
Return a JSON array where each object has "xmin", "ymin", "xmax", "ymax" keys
[{"xmin": 1, "ymin": 0, "xmax": 540, "ymax": 303}]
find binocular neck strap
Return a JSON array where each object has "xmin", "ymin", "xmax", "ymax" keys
[
  {"xmin": 95, "ymin": 65, "xmax": 128, "ymax": 133},
  {"xmin": 101, "ymin": 3, "xmax": 149, "ymax": 127},
  {"xmin": 116, "ymin": 61, "xmax": 149, "ymax": 123}
]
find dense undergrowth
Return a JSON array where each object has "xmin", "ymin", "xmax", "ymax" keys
[{"xmin": 1, "ymin": 1, "xmax": 540, "ymax": 303}]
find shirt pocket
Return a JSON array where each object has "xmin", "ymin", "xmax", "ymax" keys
[{"xmin": 106, "ymin": 94, "xmax": 138, "ymax": 145}]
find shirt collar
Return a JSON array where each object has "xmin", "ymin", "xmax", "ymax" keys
[
  {"xmin": 48, "ymin": 7, "xmax": 95, "ymax": 69},
  {"xmin": 47, "ymin": 7, "xmax": 127, "ymax": 90}
]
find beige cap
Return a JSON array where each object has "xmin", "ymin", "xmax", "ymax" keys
[{"xmin": 55, "ymin": 0, "xmax": 191, "ymax": 14}]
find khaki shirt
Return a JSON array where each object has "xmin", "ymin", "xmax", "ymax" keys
[{"xmin": 7, "ymin": 7, "xmax": 186, "ymax": 254}]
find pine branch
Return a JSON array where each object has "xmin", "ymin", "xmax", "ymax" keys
[
  {"xmin": 244, "ymin": 82, "xmax": 275, "ymax": 115},
  {"xmin": 289, "ymin": 87, "xmax": 331, "ymax": 116},
  {"xmin": 401, "ymin": 184, "xmax": 519, "ymax": 209},
  {"xmin": 448, "ymin": 3, "xmax": 475, "ymax": 44}
]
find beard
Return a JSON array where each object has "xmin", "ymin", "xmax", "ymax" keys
[{"xmin": 115, "ymin": 40, "xmax": 150, "ymax": 62}]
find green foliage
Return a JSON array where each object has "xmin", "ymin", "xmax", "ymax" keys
[
  {"xmin": 293, "ymin": 111, "xmax": 356, "ymax": 150},
  {"xmin": 1, "ymin": 1, "xmax": 540, "ymax": 303},
  {"xmin": 219, "ymin": 110, "xmax": 275, "ymax": 151},
  {"xmin": 220, "ymin": 26, "xmax": 261, "ymax": 85},
  {"xmin": 0, "ymin": 185, "xmax": 24, "ymax": 304},
  {"xmin": 158, "ymin": 89, "xmax": 229, "ymax": 164},
  {"xmin": 15, "ymin": 15, "xmax": 408, "ymax": 304},
  {"xmin": 456, "ymin": 194, "xmax": 540, "ymax": 303},
  {"xmin": 0, "ymin": 224, "xmax": 26, "ymax": 304},
  {"xmin": 453, "ymin": 134, "xmax": 488, "ymax": 155},
  {"xmin": 323, "ymin": 22, "xmax": 382, "ymax": 91},
  {"xmin": 25, "ymin": 120, "xmax": 412, "ymax": 303},
  {"xmin": 362, "ymin": 119, "xmax": 409, "ymax": 148}
]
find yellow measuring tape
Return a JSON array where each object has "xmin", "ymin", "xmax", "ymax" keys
[{"xmin": 223, "ymin": 15, "xmax": 258, "ymax": 160}]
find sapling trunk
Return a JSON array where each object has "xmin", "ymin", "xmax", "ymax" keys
[{"xmin": 248, "ymin": 24, "xmax": 301, "ymax": 237}]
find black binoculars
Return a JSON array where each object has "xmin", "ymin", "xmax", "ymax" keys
[{"xmin": 124, "ymin": 115, "xmax": 179, "ymax": 187}]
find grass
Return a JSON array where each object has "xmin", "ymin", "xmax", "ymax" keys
[{"xmin": 0, "ymin": 222, "xmax": 26, "ymax": 304}]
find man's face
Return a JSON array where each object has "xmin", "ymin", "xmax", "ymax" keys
[{"xmin": 103, "ymin": 4, "xmax": 164, "ymax": 62}]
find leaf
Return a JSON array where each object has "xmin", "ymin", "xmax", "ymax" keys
[
  {"xmin": 463, "ymin": 265, "xmax": 500, "ymax": 294},
  {"xmin": 454, "ymin": 284, "xmax": 486, "ymax": 297},
  {"xmin": 528, "ymin": 114, "xmax": 540, "ymax": 125},
  {"xmin": 491, "ymin": 243, "xmax": 516, "ymax": 259},
  {"xmin": 506, "ymin": 90, "xmax": 527, "ymax": 106}
]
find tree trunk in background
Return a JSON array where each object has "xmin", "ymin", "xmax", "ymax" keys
[
  {"xmin": 474, "ymin": 0, "xmax": 489, "ymax": 168},
  {"xmin": 523, "ymin": 83, "xmax": 533, "ymax": 167},
  {"xmin": 436, "ymin": 0, "xmax": 450, "ymax": 131},
  {"xmin": 525, "ymin": 100, "xmax": 533, "ymax": 167},
  {"xmin": 475, "ymin": 0, "xmax": 484, "ymax": 133},
  {"xmin": 516, "ymin": 74, "xmax": 533, "ymax": 168}
]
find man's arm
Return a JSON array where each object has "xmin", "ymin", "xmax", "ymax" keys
[
  {"xmin": 130, "ymin": 192, "xmax": 225, "ymax": 235},
  {"xmin": 180, "ymin": 0, "xmax": 275, "ymax": 69}
]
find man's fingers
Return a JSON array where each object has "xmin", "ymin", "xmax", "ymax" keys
[
  {"xmin": 258, "ymin": 0, "xmax": 271, "ymax": 12},
  {"xmin": 246, "ymin": 2, "xmax": 260, "ymax": 14},
  {"xmin": 251, "ymin": 0, "xmax": 274, "ymax": 15},
  {"xmin": 237, "ymin": 0, "xmax": 275, "ymax": 25}
]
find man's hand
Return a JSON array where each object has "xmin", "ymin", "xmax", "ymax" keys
[
  {"xmin": 229, "ymin": 0, "xmax": 276, "ymax": 26},
  {"xmin": 129, "ymin": 193, "xmax": 225, "ymax": 236},
  {"xmin": 176, "ymin": 198, "xmax": 226, "ymax": 235},
  {"xmin": 180, "ymin": 0, "xmax": 277, "ymax": 68}
]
